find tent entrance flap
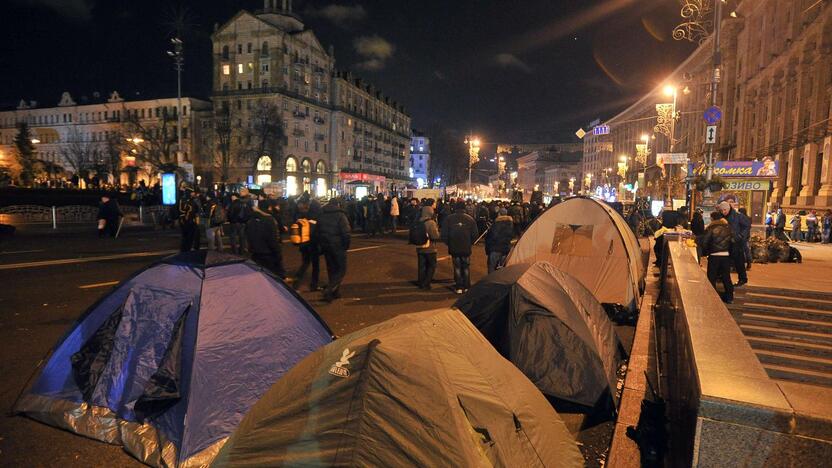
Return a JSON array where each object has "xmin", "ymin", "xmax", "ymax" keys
[
  {"xmin": 71, "ymin": 305, "xmax": 125, "ymax": 402},
  {"xmin": 551, "ymin": 223, "xmax": 594, "ymax": 255}
]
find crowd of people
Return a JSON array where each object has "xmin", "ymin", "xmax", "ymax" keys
[
  {"xmin": 147, "ymin": 187, "xmax": 553, "ymax": 300},
  {"xmin": 764, "ymin": 208, "xmax": 832, "ymax": 244}
]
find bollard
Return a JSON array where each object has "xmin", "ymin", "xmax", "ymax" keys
[
  {"xmin": 52, "ymin": 206, "xmax": 57, "ymax": 229},
  {"xmin": 139, "ymin": 205, "xmax": 144, "ymax": 224}
]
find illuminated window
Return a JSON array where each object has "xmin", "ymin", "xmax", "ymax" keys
[
  {"xmin": 237, "ymin": 63, "xmax": 244, "ymax": 74},
  {"xmin": 248, "ymin": 62, "xmax": 254, "ymax": 71},
  {"xmin": 302, "ymin": 158, "xmax": 311, "ymax": 173},
  {"xmin": 316, "ymin": 160, "xmax": 326, "ymax": 173},
  {"xmin": 316, "ymin": 177, "xmax": 327, "ymax": 197},
  {"xmin": 286, "ymin": 176, "xmax": 298, "ymax": 196},
  {"xmin": 285, "ymin": 157, "xmax": 298, "ymax": 172},
  {"xmin": 256, "ymin": 155, "xmax": 272, "ymax": 171}
]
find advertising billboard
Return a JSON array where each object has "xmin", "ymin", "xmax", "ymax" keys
[
  {"xmin": 688, "ymin": 157, "xmax": 779, "ymax": 178},
  {"xmin": 161, "ymin": 173, "xmax": 177, "ymax": 205}
]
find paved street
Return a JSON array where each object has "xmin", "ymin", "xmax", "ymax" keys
[{"xmin": 0, "ymin": 227, "xmax": 491, "ymax": 466}]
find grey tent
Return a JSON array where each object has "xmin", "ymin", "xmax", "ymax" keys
[
  {"xmin": 455, "ymin": 261, "xmax": 621, "ymax": 408},
  {"xmin": 506, "ymin": 196, "xmax": 644, "ymax": 311},
  {"xmin": 212, "ymin": 308, "xmax": 583, "ymax": 467}
]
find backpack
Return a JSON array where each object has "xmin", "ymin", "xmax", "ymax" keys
[
  {"xmin": 290, "ymin": 218, "xmax": 312, "ymax": 245},
  {"xmin": 409, "ymin": 219, "xmax": 428, "ymax": 245}
]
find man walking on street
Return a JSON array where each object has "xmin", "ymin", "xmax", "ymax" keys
[
  {"xmin": 441, "ymin": 202, "xmax": 479, "ymax": 294},
  {"xmin": 701, "ymin": 211, "xmax": 735, "ymax": 304},
  {"xmin": 97, "ymin": 195, "xmax": 123, "ymax": 238},
  {"xmin": 390, "ymin": 195, "xmax": 400, "ymax": 233},
  {"xmin": 246, "ymin": 203, "xmax": 286, "ymax": 278},
  {"xmin": 317, "ymin": 198, "xmax": 351, "ymax": 302},
  {"xmin": 411, "ymin": 203, "xmax": 441, "ymax": 289},
  {"xmin": 721, "ymin": 201, "xmax": 749, "ymax": 287},
  {"xmin": 775, "ymin": 208, "xmax": 788, "ymax": 241},
  {"xmin": 204, "ymin": 193, "xmax": 226, "ymax": 251},
  {"xmin": 178, "ymin": 188, "xmax": 201, "ymax": 252},
  {"xmin": 227, "ymin": 189, "xmax": 251, "ymax": 255},
  {"xmin": 485, "ymin": 208, "xmax": 514, "ymax": 273},
  {"xmin": 289, "ymin": 200, "xmax": 320, "ymax": 291}
]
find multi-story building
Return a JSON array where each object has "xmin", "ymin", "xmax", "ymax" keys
[
  {"xmin": 409, "ymin": 132, "xmax": 430, "ymax": 187},
  {"xmin": 211, "ymin": 1, "xmax": 411, "ymax": 196},
  {"xmin": 0, "ymin": 91, "xmax": 211, "ymax": 185},
  {"xmin": 592, "ymin": 0, "xmax": 832, "ymax": 217},
  {"xmin": 516, "ymin": 148, "xmax": 583, "ymax": 197}
]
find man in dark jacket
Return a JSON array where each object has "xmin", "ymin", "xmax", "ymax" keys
[
  {"xmin": 317, "ymin": 198, "xmax": 351, "ymax": 302},
  {"xmin": 227, "ymin": 189, "xmax": 251, "ymax": 254},
  {"xmin": 721, "ymin": 201, "xmax": 749, "ymax": 286},
  {"xmin": 441, "ymin": 202, "xmax": 479, "ymax": 294},
  {"xmin": 774, "ymin": 208, "xmax": 788, "ymax": 241},
  {"xmin": 700, "ymin": 211, "xmax": 734, "ymax": 303},
  {"xmin": 485, "ymin": 208, "xmax": 514, "ymax": 273},
  {"xmin": 289, "ymin": 200, "xmax": 320, "ymax": 291},
  {"xmin": 97, "ymin": 195, "xmax": 123, "ymax": 238},
  {"xmin": 414, "ymin": 205, "xmax": 441, "ymax": 289},
  {"xmin": 246, "ymin": 204, "xmax": 285, "ymax": 278},
  {"xmin": 178, "ymin": 189, "xmax": 202, "ymax": 252}
]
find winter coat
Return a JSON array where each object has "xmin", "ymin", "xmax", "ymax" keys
[
  {"xmin": 246, "ymin": 209, "xmax": 280, "ymax": 256},
  {"xmin": 317, "ymin": 203, "xmax": 351, "ymax": 251},
  {"xmin": 726, "ymin": 209, "xmax": 751, "ymax": 242},
  {"xmin": 390, "ymin": 197, "xmax": 400, "ymax": 216},
  {"xmin": 485, "ymin": 215, "xmax": 514, "ymax": 255},
  {"xmin": 508, "ymin": 204, "xmax": 523, "ymax": 225},
  {"xmin": 441, "ymin": 210, "xmax": 479, "ymax": 257},
  {"xmin": 701, "ymin": 218, "xmax": 733, "ymax": 255},
  {"xmin": 97, "ymin": 199, "xmax": 122, "ymax": 221},
  {"xmin": 228, "ymin": 197, "xmax": 251, "ymax": 224},
  {"xmin": 690, "ymin": 213, "xmax": 705, "ymax": 236},
  {"xmin": 775, "ymin": 212, "xmax": 786, "ymax": 229},
  {"xmin": 416, "ymin": 207, "xmax": 441, "ymax": 254}
]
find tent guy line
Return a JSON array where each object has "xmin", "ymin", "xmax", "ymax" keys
[{"xmin": 79, "ymin": 281, "xmax": 120, "ymax": 289}]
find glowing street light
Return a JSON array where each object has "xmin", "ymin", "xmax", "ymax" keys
[
  {"xmin": 30, "ymin": 138, "xmax": 41, "ymax": 144},
  {"xmin": 663, "ymin": 85, "xmax": 677, "ymax": 97}
]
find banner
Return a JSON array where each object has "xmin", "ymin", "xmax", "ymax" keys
[
  {"xmin": 688, "ymin": 158, "xmax": 778, "ymax": 178},
  {"xmin": 656, "ymin": 153, "xmax": 688, "ymax": 164},
  {"xmin": 723, "ymin": 180, "xmax": 770, "ymax": 191}
]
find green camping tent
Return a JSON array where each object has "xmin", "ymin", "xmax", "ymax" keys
[{"xmin": 213, "ymin": 308, "xmax": 582, "ymax": 467}]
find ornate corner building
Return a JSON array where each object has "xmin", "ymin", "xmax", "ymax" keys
[{"xmin": 211, "ymin": 0, "xmax": 412, "ymax": 197}]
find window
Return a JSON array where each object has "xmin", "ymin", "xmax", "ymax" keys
[
  {"xmin": 248, "ymin": 62, "xmax": 254, "ymax": 71},
  {"xmin": 222, "ymin": 64, "xmax": 231, "ymax": 75},
  {"xmin": 222, "ymin": 45, "xmax": 229, "ymax": 59},
  {"xmin": 316, "ymin": 160, "xmax": 326, "ymax": 173},
  {"xmin": 237, "ymin": 63, "xmax": 244, "ymax": 74},
  {"xmin": 257, "ymin": 155, "xmax": 272, "ymax": 171},
  {"xmin": 285, "ymin": 157, "xmax": 298, "ymax": 172},
  {"xmin": 247, "ymin": 42, "xmax": 252, "ymax": 53},
  {"xmin": 261, "ymin": 41, "xmax": 269, "ymax": 56},
  {"xmin": 261, "ymin": 63, "xmax": 269, "ymax": 72},
  {"xmin": 237, "ymin": 44, "xmax": 242, "ymax": 54}
]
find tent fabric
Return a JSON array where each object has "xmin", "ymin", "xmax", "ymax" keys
[
  {"xmin": 506, "ymin": 196, "xmax": 644, "ymax": 310},
  {"xmin": 212, "ymin": 308, "xmax": 583, "ymax": 468},
  {"xmin": 15, "ymin": 252, "xmax": 333, "ymax": 468},
  {"xmin": 455, "ymin": 262, "xmax": 621, "ymax": 408}
]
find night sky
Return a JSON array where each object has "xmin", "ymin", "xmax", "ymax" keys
[{"xmin": 3, "ymin": 0, "xmax": 696, "ymax": 142}]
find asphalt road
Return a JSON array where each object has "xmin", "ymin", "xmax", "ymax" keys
[{"xmin": 0, "ymin": 226, "xmax": 626, "ymax": 466}]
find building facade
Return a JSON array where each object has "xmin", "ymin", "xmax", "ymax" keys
[
  {"xmin": 409, "ymin": 132, "xmax": 430, "ymax": 187},
  {"xmin": 0, "ymin": 91, "xmax": 211, "ymax": 185},
  {"xmin": 516, "ymin": 149, "xmax": 583, "ymax": 198},
  {"xmin": 211, "ymin": 1, "xmax": 411, "ymax": 196},
  {"xmin": 590, "ymin": 0, "xmax": 832, "ymax": 216}
]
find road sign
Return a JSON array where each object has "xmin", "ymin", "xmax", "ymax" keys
[
  {"xmin": 575, "ymin": 128, "xmax": 586, "ymax": 139},
  {"xmin": 705, "ymin": 125, "xmax": 717, "ymax": 144},
  {"xmin": 593, "ymin": 125, "xmax": 610, "ymax": 136},
  {"xmin": 703, "ymin": 106, "xmax": 722, "ymax": 125}
]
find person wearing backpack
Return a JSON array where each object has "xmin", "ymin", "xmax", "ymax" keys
[
  {"xmin": 204, "ymin": 193, "xmax": 226, "ymax": 251},
  {"xmin": 441, "ymin": 201, "xmax": 479, "ymax": 294},
  {"xmin": 288, "ymin": 200, "xmax": 320, "ymax": 291},
  {"xmin": 411, "ymin": 203, "xmax": 441, "ymax": 290}
]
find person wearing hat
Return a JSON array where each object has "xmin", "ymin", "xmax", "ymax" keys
[
  {"xmin": 178, "ymin": 188, "xmax": 202, "ymax": 252},
  {"xmin": 485, "ymin": 208, "xmax": 514, "ymax": 273},
  {"xmin": 441, "ymin": 201, "xmax": 479, "ymax": 294},
  {"xmin": 701, "ymin": 210, "xmax": 735, "ymax": 303},
  {"xmin": 413, "ymin": 202, "xmax": 441, "ymax": 289},
  {"xmin": 720, "ymin": 200, "xmax": 749, "ymax": 287},
  {"xmin": 246, "ymin": 202, "xmax": 286, "ymax": 278}
]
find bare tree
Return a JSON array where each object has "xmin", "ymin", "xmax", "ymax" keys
[
  {"xmin": 60, "ymin": 127, "xmax": 98, "ymax": 175},
  {"xmin": 214, "ymin": 105, "xmax": 235, "ymax": 182},
  {"xmin": 124, "ymin": 108, "xmax": 178, "ymax": 174},
  {"xmin": 238, "ymin": 101, "xmax": 286, "ymax": 169},
  {"xmin": 104, "ymin": 131, "xmax": 127, "ymax": 181}
]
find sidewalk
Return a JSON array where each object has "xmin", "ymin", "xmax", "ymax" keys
[{"xmin": 743, "ymin": 242, "xmax": 832, "ymax": 293}]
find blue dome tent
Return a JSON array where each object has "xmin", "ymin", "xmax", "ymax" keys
[{"xmin": 14, "ymin": 250, "xmax": 333, "ymax": 467}]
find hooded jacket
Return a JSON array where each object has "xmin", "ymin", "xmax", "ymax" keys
[
  {"xmin": 317, "ymin": 202, "xmax": 352, "ymax": 250},
  {"xmin": 485, "ymin": 215, "xmax": 514, "ymax": 255},
  {"xmin": 701, "ymin": 218, "xmax": 733, "ymax": 256},
  {"xmin": 416, "ymin": 206, "xmax": 441, "ymax": 254},
  {"xmin": 441, "ymin": 209, "xmax": 479, "ymax": 256}
]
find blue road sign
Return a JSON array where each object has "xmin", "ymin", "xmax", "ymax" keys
[
  {"xmin": 703, "ymin": 106, "xmax": 722, "ymax": 125},
  {"xmin": 593, "ymin": 125, "xmax": 610, "ymax": 136}
]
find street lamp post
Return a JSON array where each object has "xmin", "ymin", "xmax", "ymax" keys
[
  {"xmin": 663, "ymin": 85, "xmax": 679, "ymax": 205},
  {"xmin": 167, "ymin": 38, "xmax": 184, "ymax": 166},
  {"xmin": 464, "ymin": 135, "xmax": 481, "ymax": 195}
]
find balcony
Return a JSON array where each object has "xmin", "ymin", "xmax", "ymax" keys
[
  {"xmin": 313, "ymin": 116, "xmax": 325, "ymax": 125},
  {"xmin": 292, "ymin": 111, "xmax": 307, "ymax": 119},
  {"xmin": 292, "ymin": 129, "xmax": 305, "ymax": 137},
  {"xmin": 314, "ymin": 133, "xmax": 326, "ymax": 141}
]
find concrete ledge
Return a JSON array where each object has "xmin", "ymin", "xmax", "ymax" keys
[{"xmin": 659, "ymin": 242, "xmax": 832, "ymax": 466}]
